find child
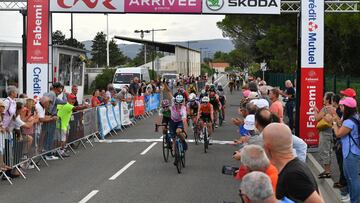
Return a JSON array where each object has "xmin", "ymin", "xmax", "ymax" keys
[
  {"xmin": 20, "ymin": 98, "xmax": 37, "ymax": 160},
  {"xmin": 55, "ymin": 94, "xmax": 76, "ymax": 157}
]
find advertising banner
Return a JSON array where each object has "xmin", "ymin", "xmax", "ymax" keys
[
  {"xmin": 98, "ymin": 106, "xmax": 111, "ymax": 138},
  {"xmin": 27, "ymin": 0, "xmax": 49, "ymax": 98},
  {"xmin": 125, "ymin": 0, "xmax": 202, "ymax": 13},
  {"xmin": 121, "ymin": 102, "xmax": 132, "ymax": 125},
  {"xmin": 26, "ymin": 64, "xmax": 49, "ymax": 98},
  {"xmin": 134, "ymin": 96, "xmax": 145, "ymax": 117},
  {"xmin": 113, "ymin": 104, "xmax": 122, "ymax": 130},
  {"xmin": 145, "ymin": 95, "xmax": 151, "ymax": 112},
  {"xmin": 300, "ymin": 0, "xmax": 324, "ymax": 148},
  {"xmin": 50, "ymin": 0, "xmax": 124, "ymax": 13},
  {"xmin": 150, "ymin": 93, "xmax": 160, "ymax": 111},
  {"xmin": 202, "ymin": 0, "xmax": 281, "ymax": 14},
  {"xmin": 107, "ymin": 104, "xmax": 118, "ymax": 130}
]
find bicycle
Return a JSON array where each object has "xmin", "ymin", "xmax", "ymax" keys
[
  {"xmin": 218, "ymin": 108, "xmax": 224, "ymax": 127},
  {"xmin": 155, "ymin": 124, "xmax": 174, "ymax": 162},
  {"xmin": 188, "ymin": 115, "xmax": 200, "ymax": 145},
  {"xmin": 174, "ymin": 133, "xmax": 186, "ymax": 174},
  {"xmin": 199, "ymin": 120, "xmax": 210, "ymax": 153}
]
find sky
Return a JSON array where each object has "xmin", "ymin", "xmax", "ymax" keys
[{"xmin": 0, "ymin": 12, "xmax": 226, "ymax": 43}]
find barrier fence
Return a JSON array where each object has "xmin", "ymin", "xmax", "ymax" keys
[{"xmin": 0, "ymin": 93, "xmax": 161, "ymax": 185}]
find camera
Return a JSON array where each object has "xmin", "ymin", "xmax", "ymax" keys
[{"xmin": 222, "ymin": 165, "xmax": 239, "ymax": 176}]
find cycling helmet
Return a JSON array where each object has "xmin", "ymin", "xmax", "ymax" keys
[
  {"xmin": 189, "ymin": 93, "xmax": 196, "ymax": 102},
  {"xmin": 201, "ymin": 96, "xmax": 210, "ymax": 103},
  {"xmin": 175, "ymin": 94, "xmax": 184, "ymax": 104},
  {"xmin": 201, "ymin": 89, "xmax": 206, "ymax": 95},
  {"xmin": 161, "ymin": 99, "xmax": 170, "ymax": 108}
]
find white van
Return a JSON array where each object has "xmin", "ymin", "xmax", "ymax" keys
[{"xmin": 113, "ymin": 67, "xmax": 150, "ymax": 91}]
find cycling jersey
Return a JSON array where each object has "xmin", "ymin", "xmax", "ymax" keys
[
  {"xmin": 219, "ymin": 95, "xmax": 226, "ymax": 106},
  {"xmin": 200, "ymin": 103, "xmax": 212, "ymax": 115},
  {"xmin": 187, "ymin": 101, "xmax": 200, "ymax": 115},
  {"xmin": 210, "ymin": 96, "xmax": 220, "ymax": 110}
]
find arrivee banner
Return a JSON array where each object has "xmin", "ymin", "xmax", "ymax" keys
[
  {"xmin": 50, "ymin": 0, "xmax": 124, "ymax": 13},
  {"xmin": 125, "ymin": 0, "xmax": 202, "ymax": 13},
  {"xmin": 202, "ymin": 0, "xmax": 281, "ymax": 14},
  {"xmin": 27, "ymin": 0, "xmax": 49, "ymax": 98},
  {"xmin": 300, "ymin": 0, "xmax": 324, "ymax": 148}
]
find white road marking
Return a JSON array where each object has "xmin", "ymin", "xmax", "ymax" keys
[
  {"xmin": 159, "ymin": 135, "xmax": 163, "ymax": 139},
  {"xmin": 79, "ymin": 190, "xmax": 99, "ymax": 203},
  {"xmin": 109, "ymin": 160, "xmax": 136, "ymax": 180},
  {"xmin": 140, "ymin": 142, "xmax": 157, "ymax": 155},
  {"xmin": 99, "ymin": 139, "xmax": 234, "ymax": 145}
]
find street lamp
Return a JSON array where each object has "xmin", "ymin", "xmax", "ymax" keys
[
  {"xmin": 150, "ymin": 29, "xmax": 167, "ymax": 79},
  {"xmin": 199, "ymin": 47, "xmax": 208, "ymax": 63},
  {"xmin": 134, "ymin": 29, "xmax": 151, "ymax": 64},
  {"xmin": 187, "ymin": 41, "xmax": 198, "ymax": 76}
]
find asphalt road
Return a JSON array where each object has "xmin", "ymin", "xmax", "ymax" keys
[{"xmin": 0, "ymin": 75, "xmax": 246, "ymax": 203}]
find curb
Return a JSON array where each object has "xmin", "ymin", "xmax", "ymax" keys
[{"xmin": 307, "ymin": 153, "xmax": 342, "ymax": 202}]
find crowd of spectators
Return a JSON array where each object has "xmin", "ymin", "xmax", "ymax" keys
[{"xmin": 230, "ymin": 75, "xmax": 360, "ymax": 203}]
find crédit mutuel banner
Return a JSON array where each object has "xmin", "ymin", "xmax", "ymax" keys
[
  {"xmin": 202, "ymin": 0, "xmax": 280, "ymax": 14},
  {"xmin": 27, "ymin": 0, "xmax": 49, "ymax": 98},
  {"xmin": 300, "ymin": 0, "xmax": 324, "ymax": 148}
]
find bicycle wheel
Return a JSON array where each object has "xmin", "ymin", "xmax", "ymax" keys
[
  {"xmin": 193, "ymin": 125, "xmax": 199, "ymax": 145},
  {"xmin": 175, "ymin": 140, "xmax": 182, "ymax": 173},
  {"xmin": 162, "ymin": 135, "xmax": 169, "ymax": 162},
  {"xmin": 203, "ymin": 127, "xmax": 208, "ymax": 153},
  {"xmin": 181, "ymin": 143, "xmax": 186, "ymax": 168},
  {"xmin": 219, "ymin": 110, "xmax": 223, "ymax": 127}
]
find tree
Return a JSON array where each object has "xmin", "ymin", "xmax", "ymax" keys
[
  {"xmin": 91, "ymin": 32, "xmax": 107, "ymax": 67},
  {"xmin": 109, "ymin": 38, "xmax": 127, "ymax": 67},
  {"xmin": 90, "ymin": 68, "xmax": 116, "ymax": 91},
  {"xmin": 52, "ymin": 30, "xmax": 85, "ymax": 49}
]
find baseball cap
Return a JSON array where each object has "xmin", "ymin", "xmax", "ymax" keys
[
  {"xmin": 250, "ymin": 99, "xmax": 270, "ymax": 109},
  {"xmin": 339, "ymin": 97, "xmax": 357, "ymax": 108},
  {"xmin": 244, "ymin": 115, "xmax": 255, "ymax": 131},
  {"xmin": 247, "ymin": 91, "xmax": 259, "ymax": 99},
  {"xmin": 340, "ymin": 88, "xmax": 356, "ymax": 97},
  {"xmin": 67, "ymin": 93, "xmax": 76, "ymax": 100}
]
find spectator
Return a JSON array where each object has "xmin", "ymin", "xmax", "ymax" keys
[
  {"xmin": 43, "ymin": 82, "xmax": 65, "ymax": 160},
  {"xmin": 55, "ymin": 94, "xmax": 76, "ymax": 158},
  {"xmin": 0, "ymin": 100, "xmax": 11, "ymax": 171},
  {"xmin": 3, "ymin": 86, "xmax": 18, "ymax": 130},
  {"xmin": 333, "ymin": 97, "xmax": 360, "ymax": 203},
  {"xmin": 269, "ymin": 88, "xmax": 284, "ymax": 123},
  {"xmin": 20, "ymin": 98, "xmax": 37, "ymax": 159},
  {"xmin": 19, "ymin": 93, "xmax": 27, "ymax": 99},
  {"xmin": 259, "ymin": 85, "xmax": 270, "ymax": 104},
  {"xmin": 91, "ymin": 90, "xmax": 102, "ymax": 107},
  {"xmin": 129, "ymin": 77, "xmax": 140, "ymax": 96},
  {"xmin": 263, "ymin": 123, "xmax": 323, "ymax": 203},
  {"xmin": 281, "ymin": 80, "xmax": 296, "ymax": 131},
  {"xmin": 315, "ymin": 92, "xmax": 335, "ymax": 179},
  {"xmin": 240, "ymin": 172, "xmax": 287, "ymax": 203},
  {"xmin": 236, "ymin": 145, "xmax": 278, "ymax": 192},
  {"xmin": 329, "ymin": 94, "xmax": 347, "ymax": 190},
  {"xmin": 64, "ymin": 85, "xmax": 88, "ymax": 111},
  {"xmin": 36, "ymin": 96, "xmax": 57, "ymax": 156},
  {"xmin": 248, "ymin": 81, "xmax": 258, "ymax": 93}
]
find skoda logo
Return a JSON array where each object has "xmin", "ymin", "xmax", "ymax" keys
[{"xmin": 206, "ymin": 0, "xmax": 224, "ymax": 11}]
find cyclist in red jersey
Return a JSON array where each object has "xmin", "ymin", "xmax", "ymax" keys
[{"xmin": 197, "ymin": 96, "xmax": 214, "ymax": 143}]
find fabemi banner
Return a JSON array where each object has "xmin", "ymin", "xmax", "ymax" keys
[
  {"xmin": 202, "ymin": 0, "xmax": 281, "ymax": 14},
  {"xmin": 125, "ymin": 0, "xmax": 202, "ymax": 13},
  {"xmin": 50, "ymin": 0, "xmax": 124, "ymax": 12},
  {"xmin": 299, "ymin": 0, "xmax": 324, "ymax": 148},
  {"xmin": 27, "ymin": 0, "xmax": 49, "ymax": 98}
]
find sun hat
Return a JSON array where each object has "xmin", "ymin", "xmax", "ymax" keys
[
  {"xmin": 340, "ymin": 88, "xmax": 356, "ymax": 97},
  {"xmin": 244, "ymin": 115, "xmax": 255, "ymax": 131},
  {"xmin": 247, "ymin": 91, "xmax": 259, "ymax": 99},
  {"xmin": 250, "ymin": 99, "xmax": 270, "ymax": 109},
  {"xmin": 339, "ymin": 97, "xmax": 357, "ymax": 108}
]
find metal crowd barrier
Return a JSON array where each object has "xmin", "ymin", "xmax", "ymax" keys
[{"xmin": 0, "ymin": 93, "xmax": 161, "ymax": 185}]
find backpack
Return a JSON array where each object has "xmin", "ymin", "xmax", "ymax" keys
[{"xmin": 348, "ymin": 115, "xmax": 360, "ymax": 149}]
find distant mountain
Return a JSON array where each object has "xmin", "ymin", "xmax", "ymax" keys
[{"xmin": 82, "ymin": 39, "xmax": 234, "ymax": 59}]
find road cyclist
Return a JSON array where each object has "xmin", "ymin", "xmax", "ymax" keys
[
  {"xmin": 197, "ymin": 96, "xmax": 214, "ymax": 152},
  {"xmin": 186, "ymin": 93, "xmax": 201, "ymax": 144}
]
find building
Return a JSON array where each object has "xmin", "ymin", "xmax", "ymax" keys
[
  {"xmin": 209, "ymin": 62, "xmax": 230, "ymax": 73},
  {"xmin": 0, "ymin": 42, "xmax": 87, "ymax": 102},
  {"xmin": 115, "ymin": 36, "xmax": 201, "ymax": 76}
]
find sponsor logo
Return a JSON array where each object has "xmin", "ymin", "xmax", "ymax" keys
[
  {"xmin": 33, "ymin": 66, "xmax": 42, "ymax": 95},
  {"xmin": 307, "ymin": 0, "xmax": 318, "ymax": 65},
  {"xmin": 306, "ymin": 85, "xmax": 316, "ymax": 128},
  {"xmin": 135, "ymin": 99, "xmax": 144, "ymax": 107},
  {"xmin": 228, "ymin": 0, "xmax": 278, "ymax": 7},
  {"xmin": 57, "ymin": 0, "xmax": 116, "ymax": 9},
  {"xmin": 128, "ymin": 0, "xmax": 199, "ymax": 7},
  {"xmin": 206, "ymin": 0, "xmax": 224, "ymax": 11}
]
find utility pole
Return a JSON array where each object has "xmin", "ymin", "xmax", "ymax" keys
[
  {"xmin": 106, "ymin": 14, "xmax": 109, "ymax": 67},
  {"xmin": 134, "ymin": 29, "xmax": 151, "ymax": 64},
  {"xmin": 187, "ymin": 41, "xmax": 198, "ymax": 76}
]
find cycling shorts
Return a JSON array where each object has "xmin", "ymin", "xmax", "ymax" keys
[
  {"xmin": 162, "ymin": 116, "xmax": 171, "ymax": 126},
  {"xmin": 169, "ymin": 120, "xmax": 184, "ymax": 139},
  {"xmin": 200, "ymin": 113, "xmax": 211, "ymax": 123}
]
